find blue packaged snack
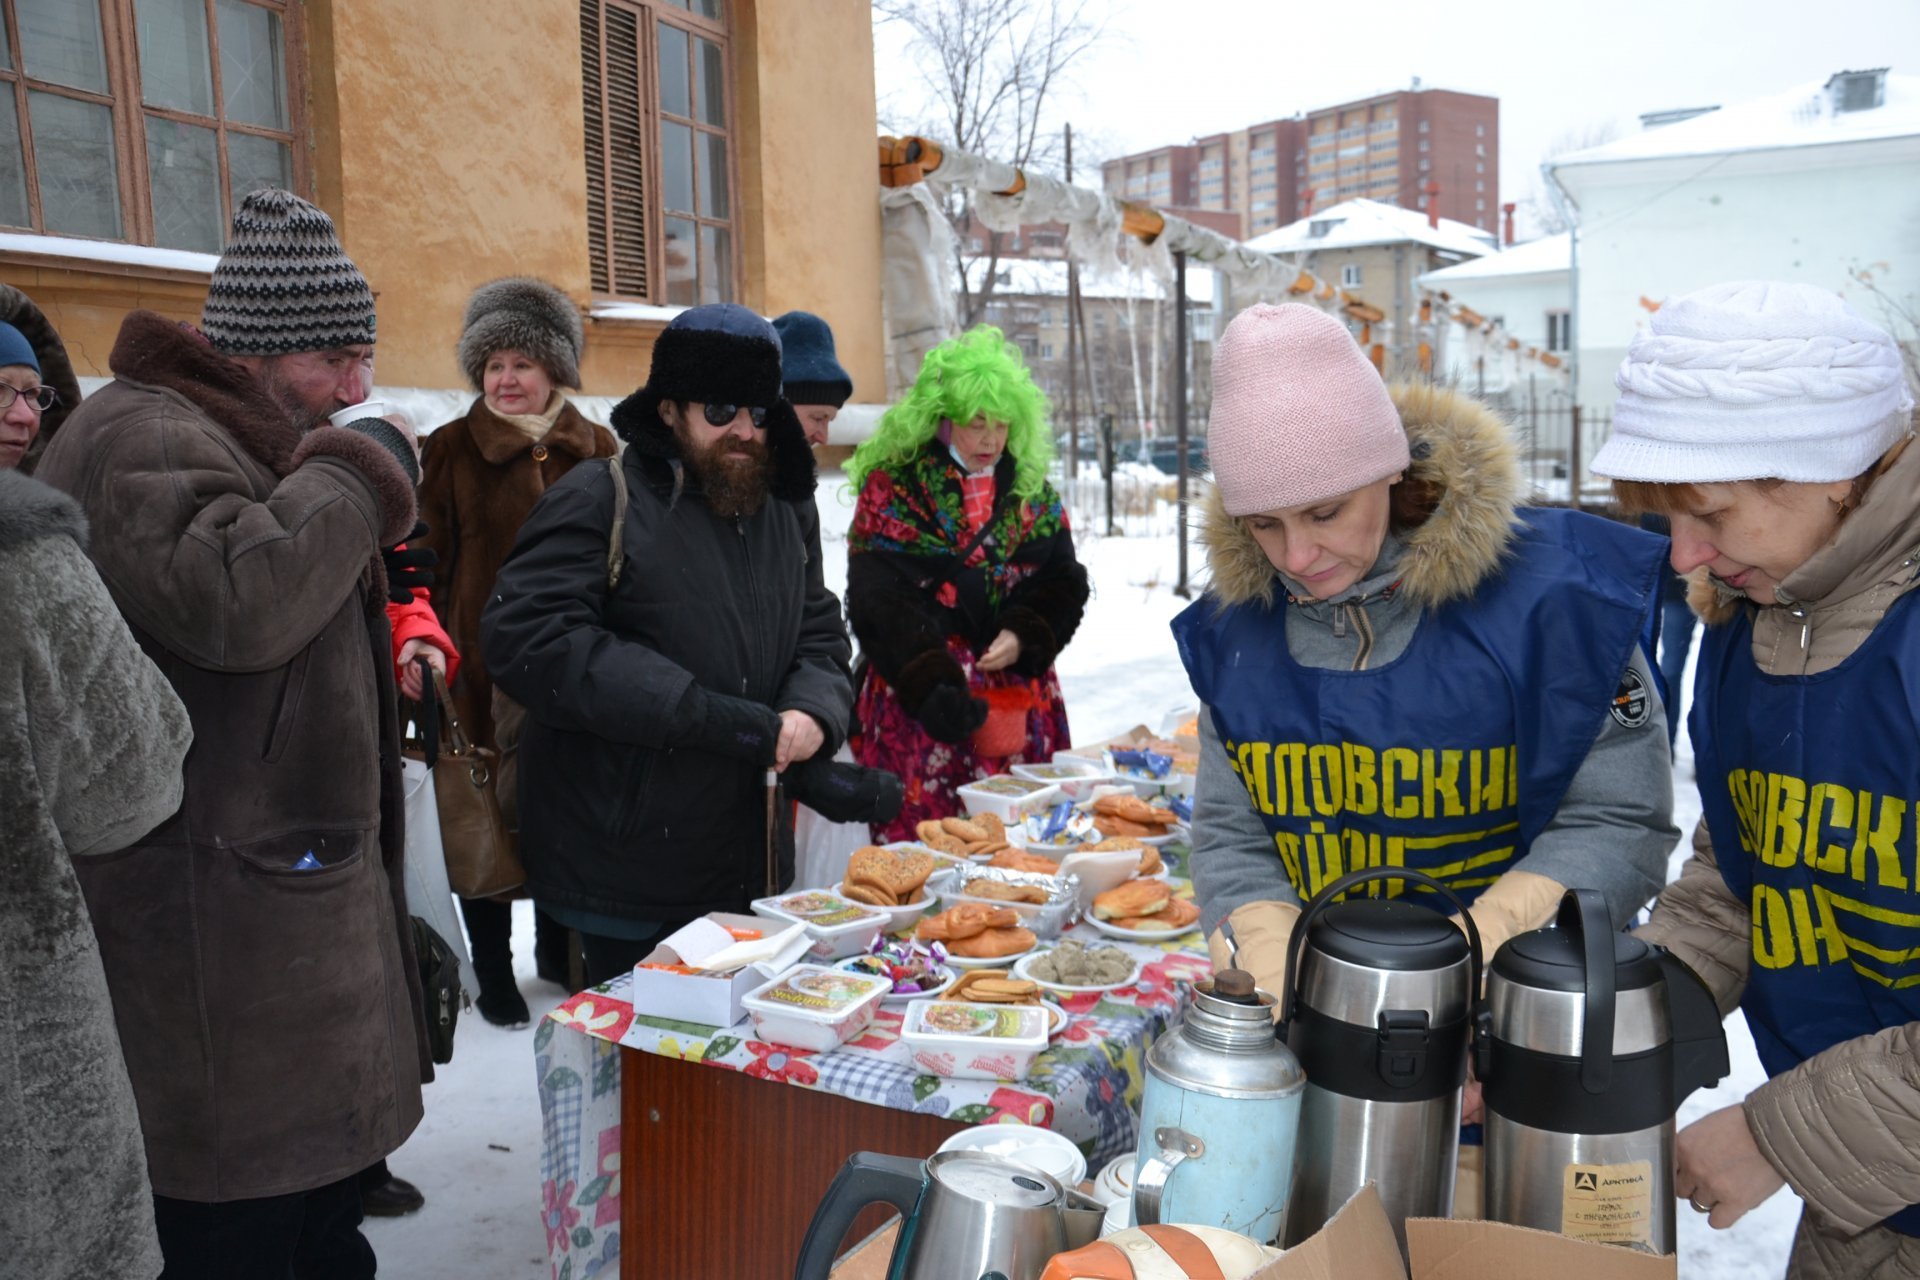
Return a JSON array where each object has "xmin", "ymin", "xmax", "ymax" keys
[
  {"xmin": 292, "ymin": 851, "xmax": 323, "ymax": 871},
  {"xmin": 1110, "ymin": 748, "xmax": 1173, "ymax": 779},
  {"xmin": 1167, "ymin": 794, "xmax": 1194, "ymax": 824}
]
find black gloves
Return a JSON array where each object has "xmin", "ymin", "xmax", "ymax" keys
[
  {"xmin": 916, "ymin": 682, "xmax": 988, "ymax": 744},
  {"xmin": 784, "ymin": 757, "xmax": 905, "ymax": 825},
  {"xmin": 678, "ymin": 685, "xmax": 781, "ymax": 764},
  {"xmin": 382, "ymin": 522, "xmax": 437, "ymax": 605}
]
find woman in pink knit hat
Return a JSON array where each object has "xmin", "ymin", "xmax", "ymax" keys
[{"xmin": 1171, "ymin": 302, "xmax": 1678, "ymax": 1215}]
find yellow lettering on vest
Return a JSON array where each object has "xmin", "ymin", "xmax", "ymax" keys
[
  {"xmin": 1274, "ymin": 830, "xmax": 1304, "ymax": 894},
  {"xmin": 1850, "ymin": 793, "xmax": 1908, "ymax": 891},
  {"xmin": 1787, "ymin": 886, "xmax": 1845, "ymax": 968},
  {"xmin": 1752, "ymin": 884, "xmax": 1796, "ymax": 970},
  {"xmin": 1762, "ymin": 772, "xmax": 1806, "ymax": 869},
  {"xmin": 1468, "ymin": 750, "xmax": 1483, "ymax": 817},
  {"xmin": 1804, "ymin": 783, "xmax": 1852, "ymax": 875},
  {"xmin": 1239, "ymin": 740, "xmax": 1272, "ymax": 816},
  {"xmin": 1383, "ymin": 748, "xmax": 1420, "ymax": 819},
  {"xmin": 1343, "ymin": 827, "xmax": 1381, "ymax": 874},
  {"xmin": 1726, "ymin": 769, "xmax": 1760, "ymax": 855},
  {"xmin": 1507, "ymin": 746, "xmax": 1518, "ymax": 811},
  {"xmin": 1308, "ymin": 745, "xmax": 1344, "ymax": 817},
  {"xmin": 1276, "ymin": 743, "xmax": 1309, "ymax": 818},
  {"xmin": 1344, "ymin": 742, "xmax": 1379, "ymax": 815},
  {"xmin": 1308, "ymin": 822, "xmax": 1344, "ymax": 889},
  {"xmin": 1476, "ymin": 747, "xmax": 1501, "ymax": 814},
  {"xmin": 1810, "ymin": 885, "xmax": 1849, "ymax": 965},
  {"xmin": 1423, "ymin": 749, "xmax": 1465, "ymax": 819}
]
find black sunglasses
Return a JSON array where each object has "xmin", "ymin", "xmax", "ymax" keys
[{"xmin": 701, "ymin": 403, "xmax": 768, "ymax": 429}]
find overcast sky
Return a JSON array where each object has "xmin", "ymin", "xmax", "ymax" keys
[{"xmin": 874, "ymin": 0, "xmax": 1920, "ymax": 232}]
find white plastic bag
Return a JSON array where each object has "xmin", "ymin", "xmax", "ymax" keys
[
  {"xmin": 792, "ymin": 747, "xmax": 875, "ymax": 889},
  {"xmin": 403, "ymin": 756, "xmax": 480, "ymax": 1000}
]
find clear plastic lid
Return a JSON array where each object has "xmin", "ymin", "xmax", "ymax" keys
[
  {"xmin": 742, "ymin": 964, "xmax": 890, "ymax": 1021},
  {"xmin": 753, "ymin": 891, "xmax": 888, "ymax": 932},
  {"xmin": 963, "ymin": 775, "xmax": 1050, "ymax": 797},
  {"xmin": 904, "ymin": 1000, "xmax": 1049, "ymax": 1044}
]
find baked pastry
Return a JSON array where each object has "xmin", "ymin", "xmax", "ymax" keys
[
  {"xmin": 987, "ymin": 848, "xmax": 1062, "ymax": 875},
  {"xmin": 1112, "ymin": 897, "xmax": 1200, "ymax": 932},
  {"xmin": 1093, "ymin": 879, "xmax": 1173, "ymax": 921},
  {"xmin": 917, "ymin": 902, "xmax": 1020, "ymax": 942},
  {"xmin": 948, "ymin": 971, "xmax": 1042, "ymax": 1004},
  {"xmin": 964, "ymin": 878, "xmax": 1049, "ymax": 905},
  {"xmin": 946, "ymin": 925, "xmax": 1038, "ymax": 958},
  {"xmin": 942, "ymin": 816, "xmax": 989, "ymax": 843},
  {"xmin": 847, "ymin": 846, "xmax": 935, "ymax": 906}
]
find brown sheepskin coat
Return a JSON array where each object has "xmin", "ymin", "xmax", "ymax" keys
[{"xmin": 417, "ymin": 397, "xmax": 617, "ymax": 752}]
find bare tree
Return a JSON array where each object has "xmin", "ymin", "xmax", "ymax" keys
[
  {"xmin": 876, "ymin": 0, "xmax": 1108, "ymax": 325},
  {"xmin": 1519, "ymin": 119, "xmax": 1627, "ymax": 237}
]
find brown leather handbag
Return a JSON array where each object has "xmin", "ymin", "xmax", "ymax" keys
[{"xmin": 421, "ymin": 666, "xmax": 524, "ymax": 898}]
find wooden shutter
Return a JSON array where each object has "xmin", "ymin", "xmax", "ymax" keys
[{"xmin": 581, "ymin": 0, "xmax": 649, "ymax": 297}]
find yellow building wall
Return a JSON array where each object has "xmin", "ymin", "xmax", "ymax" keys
[{"xmin": 1, "ymin": 0, "xmax": 885, "ymax": 406}]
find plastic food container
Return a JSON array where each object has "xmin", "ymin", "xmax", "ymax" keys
[
  {"xmin": 750, "ymin": 890, "xmax": 890, "ymax": 961},
  {"xmin": 741, "ymin": 964, "xmax": 891, "ymax": 1052},
  {"xmin": 1013, "ymin": 759, "xmax": 1115, "ymax": 802},
  {"xmin": 956, "ymin": 775, "xmax": 1061, "ymax": 824},
  {"xmin": 900, "ymin": 998, "xmax": 1051, "ymax": 1081}
]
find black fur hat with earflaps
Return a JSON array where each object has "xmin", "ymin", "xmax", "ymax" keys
[{"xmin": 456, "ymin": 276, "xmax": 585, "ymax": 390}]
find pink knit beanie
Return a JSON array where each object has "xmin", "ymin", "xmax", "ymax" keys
[{"xmin": 1208, "ymin": 303, "xmax": 1409, "ymax": 515}]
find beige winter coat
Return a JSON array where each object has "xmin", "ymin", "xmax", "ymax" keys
[{"xmin": 1637, "ymin": 432, "xmax": 1920, "ymax": 1274}]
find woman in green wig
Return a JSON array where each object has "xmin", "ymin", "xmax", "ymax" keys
[{"xmin": 844, "ymin": 326, "xmax": 1089, "ymax": 841}]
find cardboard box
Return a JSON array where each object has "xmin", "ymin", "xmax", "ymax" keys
[
  {"xmin": 627, "ymin": 913, "xmax": 812, "ymax": 1028},
  {"xmin": 1249, "ymin": 1186, "xmax": 1677, "ymax": 1280}
]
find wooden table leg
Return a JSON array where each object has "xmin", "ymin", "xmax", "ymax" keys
[{"xmin": 620, "ymin": 1046, "xmax": 965, "ymax": 1280}]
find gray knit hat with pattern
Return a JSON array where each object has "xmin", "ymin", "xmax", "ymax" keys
[{"xmin": 201, "ymin": 188, "xmax": 376, "ymax": 355}]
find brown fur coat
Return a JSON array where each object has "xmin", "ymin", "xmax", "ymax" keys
[{"xmin": 417, "ymin": 396, "xmax": 618, "ymax": 748}]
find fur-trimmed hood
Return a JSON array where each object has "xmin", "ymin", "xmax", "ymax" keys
[
  {"xmin": 609, "ymin": 386, "xmax": 817, "ymax": 503},
  {"xmin": 5, "ymin": 285, "xmax": 85, "ymax": 475},
  {"xmin": 1201, "ymin": 380, "xmax": 1524, "ymax": 609},
  {"xmin": 0, "ymin": 467, "xmax": 86, "ymax": 551}
]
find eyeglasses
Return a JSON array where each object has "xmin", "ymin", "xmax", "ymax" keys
[
  {"xmin": 701, "ymin": 402, "xmax": 768, "ymax": 429},
  {"xmin": 0, "ymin": 383, "xmax": 57, "ymax": 413}
]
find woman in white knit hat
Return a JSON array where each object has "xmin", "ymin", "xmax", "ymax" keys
[
  {"xmin": 1172, "ymin": 302, "xmax": 1679, "ymax": 1213},
  {"xmin": 1596, "ymin": 280, "xmax": 1920, "ymax": 1277}
]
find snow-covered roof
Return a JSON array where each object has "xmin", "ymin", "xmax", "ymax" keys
[
  {"xmin": 964, "ymin": 256, "xmax": 1217, "ymax": 305},
  {"xmin": 1552, "ymin": 72, "xmax": 1920, "ymax": 169},
  {"xmin": 0, "ymin": 229, "xmax": 217, "ymax": 275},
  {"xmin": 1243, "ymin": 199, "xmax": 1496, "ymax": 260},
  {"xmin": 1419, "ymin": 233, "xmax": 1569, "ymax": 286}
]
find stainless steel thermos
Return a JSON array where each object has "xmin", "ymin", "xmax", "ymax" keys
[
  {"xmin": 1131, "ymin": 969, "xmax": 1306, "ymax": 1245},
  {"xmin": 1277, "ymin": 868, "xmax": 1488, "ymax": 1253},
  {"xmin": 1481, "ymin": 888, "xmax": 1729, "ymax": 1254}
]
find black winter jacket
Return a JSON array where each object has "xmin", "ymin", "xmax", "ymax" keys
[{"xmin": 480, "ymin": 393, "xmax": 851, "ymax": 922}]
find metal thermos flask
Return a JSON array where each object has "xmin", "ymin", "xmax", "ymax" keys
[
  {"xmin": 1131, "ymin": 969, "xmax": 1306, "ymax": 1245},
  {"xmin": 1482, "ymin": 888, "xmax": 1729, "ymax": 1254},
  {"xmin": 1277, "ymin": 868, "xmax": 1487, "ymax": 1254}
]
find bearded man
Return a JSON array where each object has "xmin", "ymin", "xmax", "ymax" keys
[{"xmin": 481, "ymin": 304, "xmax": 852, "ymax": 983}]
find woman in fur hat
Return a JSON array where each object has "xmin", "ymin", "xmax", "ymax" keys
[
  {"xmin": 418, "ymin": 278, "xmax": 618, "ymax": 1026},
  {"xmin": 844, "ymin": 325, "xmax": 1088, "ymax": 842},
  {"xmin": 1174, "ymin": 305, "xmax": 1677, "ymax": 1210},
  {"xmin": 1597, "ymin": 282, "xmax": 1920, "ymax": 1277}
]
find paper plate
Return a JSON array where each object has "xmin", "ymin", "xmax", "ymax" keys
[
  {"xmin": 1042, "ymin": 999, "xmax": 1069, "ymax": 1039},
  {"xmin": 946, "ymin": 944, "xmax": 1039, "ymax": 970},
  {"xmin": 1013, "ymin": 949, "xmax": 1144, "ymax": 994},
  {"xmin": 832, "ymin": 955, "xmax": 957, "ymax": 1004},
  {"xmin": 1084, "ymin": 913, "xmax": 1201, "ymax": 943}
]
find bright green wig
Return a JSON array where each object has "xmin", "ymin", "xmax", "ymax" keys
[{"xmin": 848, "ymin": 325, "xmax": 1055, "ymax": 499}]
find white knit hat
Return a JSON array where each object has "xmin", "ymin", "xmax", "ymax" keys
[{"xmin": 1593, "ymin": 280, "xmax": 1915, "ymax": 483}]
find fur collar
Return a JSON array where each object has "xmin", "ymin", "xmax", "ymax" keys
[
  {"xmin": 465, "ymin": 395, "xmax": 604, "ymax": 466},
  {"xmin": 1201, "ymin": 381, "xmax": 1524, "ymax": 610},
  {"xmin": 0, "ymin": 468, "xmax": 87, "ymax": 551},
  {"xmin": 609, "ymin": 386, "xmax": 816, "ymax": 501},
  {"xmin": 108, "ymin": 310, "xmax": 303, "ymax": 477}
]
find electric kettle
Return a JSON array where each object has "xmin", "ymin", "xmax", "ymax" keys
[
  {"xmin": 1276, "ymin": 867, "xmax": 1487, "ymax": 1253},
  {"xmin": 1481, "ymin": 887, "xmax": 1729, "ymax": 1254},
  {"xmin": 793, "ymin": 1149, "xmax": 1106, "ymax": 1280}
]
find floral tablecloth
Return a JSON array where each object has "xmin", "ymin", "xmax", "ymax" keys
[{"xmin": 534, "ymin": 851, "xmax": 1210, "ymax": 1279}]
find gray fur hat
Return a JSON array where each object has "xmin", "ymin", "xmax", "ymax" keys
[{"xmin": 457, "ymin": 277, "xmax": 584, "ymax": 390}]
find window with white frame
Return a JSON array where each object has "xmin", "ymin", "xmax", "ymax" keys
[
  {"xmin": 1341, "ymin": 263, "xmax": 1361, "ymax": 288},
  {"xmin": 1546, "ymin": 310, "xmax": 1571, "ymax": 352}
]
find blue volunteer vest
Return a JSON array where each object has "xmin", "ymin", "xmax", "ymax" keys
[
  {"xmin": 1693, "ymin": 592, "xmax": 1920, "ymax": 1236},
  {"xmin": 1173, "ymin": 508, "xmax": 1663, "ymax": 907}
]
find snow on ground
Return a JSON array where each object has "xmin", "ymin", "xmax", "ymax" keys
[{"xmin": 365, "ymin": 474, "xmax": 1797, "ymax": 1277}]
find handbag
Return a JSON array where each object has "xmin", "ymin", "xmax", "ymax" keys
[
  {"xmin": 419, "ymin": 663, "xmax": 525, "ymax": 898},
  {"xmin": 410, "ymin": 916, "xmax": 464, "ymax": 1065}
]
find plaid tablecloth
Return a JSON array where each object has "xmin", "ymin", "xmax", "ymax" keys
[{"xmin": 534, "ymin": 850, "xmax": 1209, "ymax": 1279}]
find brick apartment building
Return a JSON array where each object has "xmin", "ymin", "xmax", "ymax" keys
[{"xmin": 1102, "ymin": 82, "xmax": 1499, "ymax": 238}]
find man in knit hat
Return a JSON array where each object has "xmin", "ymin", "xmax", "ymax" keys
[
  {"xmin": 773, "ymin": 309, "xmax": 853, "ymax": 448},
  {"xmin": 34, "ymin": 188, "xmax": 427, "ymax": 1278},
  {"xmin": 482, "ymin": 304, "xmax": 855, "ymax": 984}
]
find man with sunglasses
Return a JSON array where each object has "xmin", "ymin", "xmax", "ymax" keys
[{"xmin": 482, "ymin": 304, "xmax": 854, "ymax": 984}]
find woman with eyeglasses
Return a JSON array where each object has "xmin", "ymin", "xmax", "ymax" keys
[
  {"xmin": 0, "ymin": 285, "xmax": 83, "ymax": 472},
  {"xmin": 416, "ymin": 278, "xmax": 618, "ymax": 1026},
  {"xmin": 844, "ymin": 325, "xmax": 1089, "ymax": 842}
]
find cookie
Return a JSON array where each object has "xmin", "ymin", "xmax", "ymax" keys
[
  {"xmin": 847, "ymin": 847, "xmax": 920, "ymax": 904},
  {"xmin": 942, "ymin": 816, "xmax": 989, "ymax": 843},
  {"xmin": 964, "ymin": 879, "xmax": 1048, "ymax": 905},
  {"xmin": 841, "ymin": 881, "xmax": 898, "ymax": 908},
  {"xmin": 987, "ymin": 848, "xmax": 1062, "ymax": 875},
  {"xmin": 1093, "ymin": 814, "xmax": 1156, "ymax": 838}
]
